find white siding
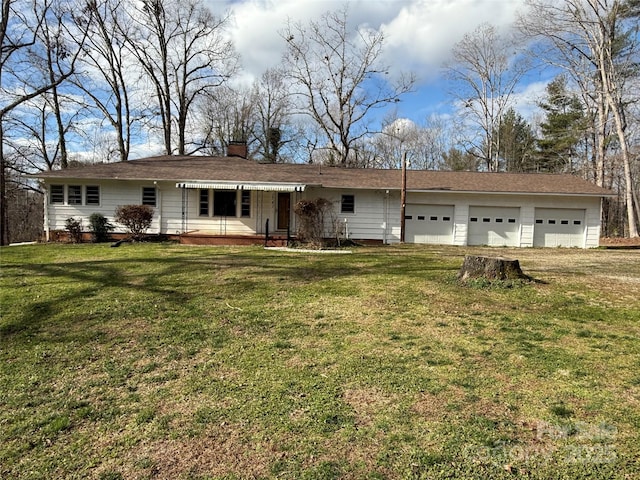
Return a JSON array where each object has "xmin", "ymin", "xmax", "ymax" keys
[
  {"xmin": 43, "ymin": 179, "xmax": 604, "ymax": 248},
  {"xmin": 304, "ymin": 187, "xmax": 400, "ymax": 243},
  {"xmin": 46, "ymin": 180, "xmax": 164, "ymax": 234}
]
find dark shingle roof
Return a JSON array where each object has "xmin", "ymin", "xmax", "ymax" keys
[{"xmin": 33, "ymin": 155, "xmax": 613, "ymax": 196}]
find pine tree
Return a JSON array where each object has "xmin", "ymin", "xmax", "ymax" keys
[
  {"xmin": 495, "ymin": 108, "xmax": 536, "ymax": 172},
  {"xmin": 535, "ymin": 75, "xmax": 586, "ymax": 173}
]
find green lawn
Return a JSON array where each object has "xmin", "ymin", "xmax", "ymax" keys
[{"xmin": 1, "ymin": 243, "xmax": 639, "ymax": 479}]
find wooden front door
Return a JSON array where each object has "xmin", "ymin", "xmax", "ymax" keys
[{"xmin": 277, "ymin": 193, "xmax": 290, "ymax": 230}]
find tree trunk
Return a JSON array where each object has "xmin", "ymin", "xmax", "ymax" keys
[{"xmin": 457, "ymin": 255, "xmax": 529, "ymax": 282}]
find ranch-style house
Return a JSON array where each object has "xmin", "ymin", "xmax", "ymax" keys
[{"xmin": 33, "ymin": 147, "xmax": 613, "ymax": 248}]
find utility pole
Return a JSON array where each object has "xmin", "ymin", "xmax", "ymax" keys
[{"xmin": 400, "ymin": 150, "xmax": 407, "ymax": 243}]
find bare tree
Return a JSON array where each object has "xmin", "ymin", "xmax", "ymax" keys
[
  {"xmin": 124, "ymin": 0, "xmax": 238, "ymax": 155},
  {"xmin": 519, "ymin": 0, "xmax": 638, "ymax": 236},
  {"xmin": 70, "ymin": 0, "xmax": 135, "ymax": 163},
  {"xmin": 282, "ymin": 6, "xmax": 414, "ymax": 166},
  {"xmin": 0, "ymin": 0, "xmax": 84, "ymax": 245},
  {"xmin": 252, "ymin": 67, "xmax": 296, "ymax": 163},
  {"xmin": 446, "ymin": 23, "xmax": 530, "ymax": 172},
  {"xmin": 197, "ymin": 83, "xmax": 255, "ymax": 156}
]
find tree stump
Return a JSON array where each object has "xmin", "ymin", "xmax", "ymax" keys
[{"xmin": 457, "ymin": 255, "xmax": 528, "ymax": 282}]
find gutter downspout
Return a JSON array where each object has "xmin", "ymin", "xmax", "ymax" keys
[
  {"xmin": 154, "ymin": 181, "xmax": 162, "ymax": 234},
  {"xmin": 43, "ymin": 183, "xmax": 50, "ymax": 242}
]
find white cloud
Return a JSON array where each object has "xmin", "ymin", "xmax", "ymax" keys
[
  {"xmin": 215, "ymin": 0, "xmax": 527, "ymax": 83},
  {"xmin": 380, "ymin": 0, "xmax": 525, "ymax": 82},
  {"xmin": 209, "ymin": 0, "xmax": 540, "ymax": 128}
]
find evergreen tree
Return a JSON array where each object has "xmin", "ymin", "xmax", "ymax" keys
[
  {"xmin": 535, "ymin": 75, "xmax": 586, "ymax": 173},
  {"xmin": 441, "ymin": 147, "xmax": 479, "ymax": 171},
  {"xmin": 495, "ymin": 108, "xmax": 536, "ymax": 172}
]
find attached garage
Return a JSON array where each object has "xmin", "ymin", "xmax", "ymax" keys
[
  {"xmin": 468, "ymin": 206, "xmax": 520, "ymax": 246},
  {"xmin": 405, "ymin": 204, "xmax": 454, "ymax": 244},
  {"xmin": 533, "ymin": 208, "xmax": 586, "ymax": 248}
]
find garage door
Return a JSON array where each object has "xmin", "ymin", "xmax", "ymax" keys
[
  {"xmin": 405, "ymin": 204, "xmax": 454, "ymax": 244},
  {"xmin": 468, "ymin": 206, "xmax": 520, "ymax": 246},
  {"xmin": 533, "ymin": 208, "xmax": 585, "ymax": 247}
]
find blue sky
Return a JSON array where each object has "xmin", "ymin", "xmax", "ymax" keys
[{"xmin": 211, "ymin": 0, "xmax": 547, "ymax": 124}]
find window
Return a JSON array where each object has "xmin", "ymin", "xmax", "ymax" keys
[
  {"xmin": 86, "ymin": 186, "xmax": 100, "ymax": 205},
  {"xmin": 404, "ymin": 215, "xmax": 413, "ymax": 220},
  {"xmin": 483, "ymin": 218, "xmax": 490, "ymax": 223},
  {"xmin": 214, "ymin": 190, "xmax": 236, "ymax": 217},
  {"xmin": 495, "ymin": 218, "xmax": 503, "ymax": 223},
  {"xmin": 561, "ymin": 220, "xmax": 569, "ymax": 225},
  {"xmin": 50, "ymin": 185, "xmax": 64, "ymax": 204},
  {"xmin": 199, "ymin": 189, "xmax": 209, "ymax": 216},
  {"xmin": 470, "ymin": 217, "xmax": 478, "ymax": 222},
  {"xmin": 536, "ymin": 219, "xmax": 543, "ymax": 224},
  {"xmin": 142, "ymin": 187, "xmax": 156, "ymax": 207},
  {"xmin": 341, "ymin": 194, "xmax": 355, "ymax": 213},
  {"xmin": 430, "ymin": 216, "xmax": 438, "ymax": 221},
  {"xmin": 508, "ymin": 218, "xmax": 516, "ymax": 223},
  {"xmin": 548, "ymin": 219, "xmax": 556, "ymax": 225},
  {"xmin": 241, "ymin": 190, "xmax": 251, "ymax": 217},
  {"xmin": 443, "ymin": 216, "xmax": 451, "ymax": 222},
  {"xmin": 68, "ymin": 185, "xmax": 82, "ymax": 205},
  {"xmin": 417, "ymin": 216, "xmax": 425, "ymax": 220},
  {"xmin": 573, "ymin": 220, "xmax": 582, "ymax": 225}
]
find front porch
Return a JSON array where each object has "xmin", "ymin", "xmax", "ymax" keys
[{"xmin": 178, "ymin": 230, "xmax": 292, "ymax": 247}]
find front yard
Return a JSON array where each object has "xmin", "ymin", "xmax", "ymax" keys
[{"xmin": 1, "ymin": 243, "xmax": 639, "ymax": 479}]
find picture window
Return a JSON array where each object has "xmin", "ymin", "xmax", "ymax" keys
[{"xmin": 214, "ymin": 190, "xmax": 236, "ymax": 217}]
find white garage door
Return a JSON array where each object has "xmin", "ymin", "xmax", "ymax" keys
[
  {"xmin": 533, "ymin": 208, "xmax": 585, "ymax": 248},
  {"xmin": 468, "ymin": 206, "xmax": 520, "ymax": 246},
  {"xmin": 405, "ymin": 204, "xmax": 454, "ymax": 244}
]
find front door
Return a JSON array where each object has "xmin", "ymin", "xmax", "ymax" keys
[{"xmin": 277, "ymin": 193, "xmax": 290, "ymax": 230}]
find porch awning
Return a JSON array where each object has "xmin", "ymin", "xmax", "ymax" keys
[{"xmin": 176, "ymin": 182, "xmax": 306, "ymax": 192}]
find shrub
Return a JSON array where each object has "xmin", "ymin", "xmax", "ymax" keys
[
  {"xmin": 114, "ymin": 205, "xmax": 154, "ymax": 241},
  {"xmin": 64, "ymin": 217, "xmax": 83, "ymax": 243},
  {"xmin": 88, "ymin": 213, "xmax": 114, "ymax": 243},
  {"xmin": 294, "ymin": 198, "xmax": 334, "ymax": 247}
]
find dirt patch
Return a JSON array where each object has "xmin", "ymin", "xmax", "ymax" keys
[
  {"xmin": 343, "ymin": 387, "xmax": 398, "ymax": 427},
  {"xmin": 140, "ymin": 426, "xmax": 275, "ymax": 479},
  {"xmin": 599, "ymin": 237, "xmax": 640, "ymax": 247}
]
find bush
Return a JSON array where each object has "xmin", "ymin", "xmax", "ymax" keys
[
  {"xmin": 114, "ymin": 205, "xmax": 154, "ymax": 241},
  {"xmin": 88, "ymin": 213, "xmax": 114, "ymax": 243},
  {"xmin": 64, "ymin": 217, "xmax": 83, "ymax": 243},
  {"xmin": 294, "ymin": 198, "xmax": 334, "ymax": 247}
]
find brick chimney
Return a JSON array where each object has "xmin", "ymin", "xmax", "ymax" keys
[{"xmin": 227, "ymin": 140, "xmax": 247, "ymax": 159}]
